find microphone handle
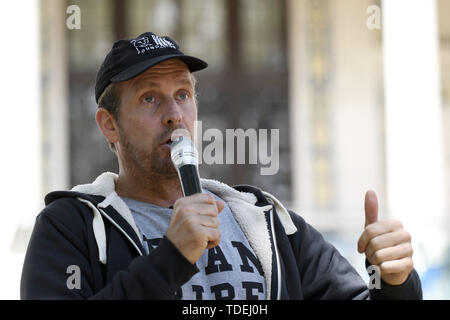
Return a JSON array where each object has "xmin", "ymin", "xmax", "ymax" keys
[{"xmin": 177, "ymin": 164, "xmax": 202, "ymax": 196}]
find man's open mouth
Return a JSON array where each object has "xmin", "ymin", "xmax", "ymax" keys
[{"xmin": 161, "ymin": 138, "xmax": 173, "ymax": 146}]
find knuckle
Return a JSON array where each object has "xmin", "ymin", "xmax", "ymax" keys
[
  {"xmin": 401, "ymin": 243, "xmax": 413, "ymax": 258},
  {"xmin": 372, "ymin": 251, "xmax": 382, "ymax": 265},
  {"xmin": 379, "ymin": 261, "xmax": 389, "ymax": 274},
  {"xmin": 406, "ymin": 257, "xmax": 414, "ymax": 270},
  {"xmin": 365, "ymin": 226, "xmax": 377, "ymax": 239},
  {"xmin": 207, "ymin": 204, "xmax": 219, "ymax": 217},
  {"xmin": 408, "ymin": 245, "xmax": 414, "ymax": 257},
  {"xmin": 369, "ymin": 237, "xmax": 381, "ymax": 252},
  {"xmin": 364, "ymin": 242, "xmax": 373, "ymax": 257},
  {"xmin": 392, "ymin": 219, "xmax": 403, "ymax": 229},
  {"xmin": 402, "ymin": 230, "xmax": 411, "ymax": 242}
]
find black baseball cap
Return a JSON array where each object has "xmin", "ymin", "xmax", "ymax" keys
[{"xmin": 95, "ymin": 32, "xmax": 208, "ymax": 103}]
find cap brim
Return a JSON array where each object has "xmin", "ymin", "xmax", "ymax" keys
[{"xmin": 110, "ymin": 54, "xmax": 208, "ymax": 82}]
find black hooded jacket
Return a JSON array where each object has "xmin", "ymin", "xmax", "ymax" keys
[{"xmin": 20, "ymin": 172, "xmax": 422, "ymax": 300}]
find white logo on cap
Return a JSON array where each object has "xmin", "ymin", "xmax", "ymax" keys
[{"xmin": 131, "ymin": 35, "xmax": 176, "ymax": 54}]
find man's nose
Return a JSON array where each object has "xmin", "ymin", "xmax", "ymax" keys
[{"xmin": 161, "ymin": 98, "xmax": 182, "ymax": 126}]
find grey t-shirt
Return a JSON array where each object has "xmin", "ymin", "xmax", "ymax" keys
[{"xmin": 121, "ymin": 190, "xmax": 266, "ymax": 300}]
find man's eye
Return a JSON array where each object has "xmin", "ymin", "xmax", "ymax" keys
[
  {"xmin": 144, "ymin": 96, "xmax": 155, "ymax": 103},
  {"xmin": 178, "ymin": 92, "xmax": 189, "ymax": 100}
]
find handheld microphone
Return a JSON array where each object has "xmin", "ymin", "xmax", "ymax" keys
[{"xmin": 170, "ymin": 135, "xmax": 202, "ymax": 196}]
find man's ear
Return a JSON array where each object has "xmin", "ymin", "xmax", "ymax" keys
[{"xmin": 96, "ymin": 108, "xmax": 119, "ymax": 146}]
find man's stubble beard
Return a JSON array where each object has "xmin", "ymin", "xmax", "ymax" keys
[{"xmin": 118, "ymin": 127, "xmax": 178, "ymax": 180}]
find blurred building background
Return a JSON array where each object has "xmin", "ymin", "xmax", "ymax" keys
[{"xmin": 1, "ymin": 0, "xmax": 450, "ymax": 299}]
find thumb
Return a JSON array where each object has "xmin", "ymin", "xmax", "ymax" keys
[{"xmin": 364, "ymin": 190, "xmax": 378, "ymax": 228}]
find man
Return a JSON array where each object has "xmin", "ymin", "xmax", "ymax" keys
[{"xmin": 21, "ymin": 32, "xmax": 422, "ymax": 300}]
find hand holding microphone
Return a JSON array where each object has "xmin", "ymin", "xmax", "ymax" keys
[{"xmin": 165, "ymin": 133, "xmax": 224, "ymax": 265}]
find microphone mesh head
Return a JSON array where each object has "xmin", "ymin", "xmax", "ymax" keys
[{"xmin": 170, "ymin": 136, "xmax": 199, "ymax": 169}]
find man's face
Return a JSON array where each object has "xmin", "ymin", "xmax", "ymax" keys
[{"xmin": 115, "ymin": 58, "xmax": 197, "ymax": 178}]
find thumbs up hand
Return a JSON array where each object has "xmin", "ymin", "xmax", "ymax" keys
[{"xmin": 357, "ymin": 190, "xmax": 414, "ymax": 286}]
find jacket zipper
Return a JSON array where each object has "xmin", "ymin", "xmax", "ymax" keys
[{"xmin": 269, "ymin": 206, "xmax": 282, "ymax": 300}]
